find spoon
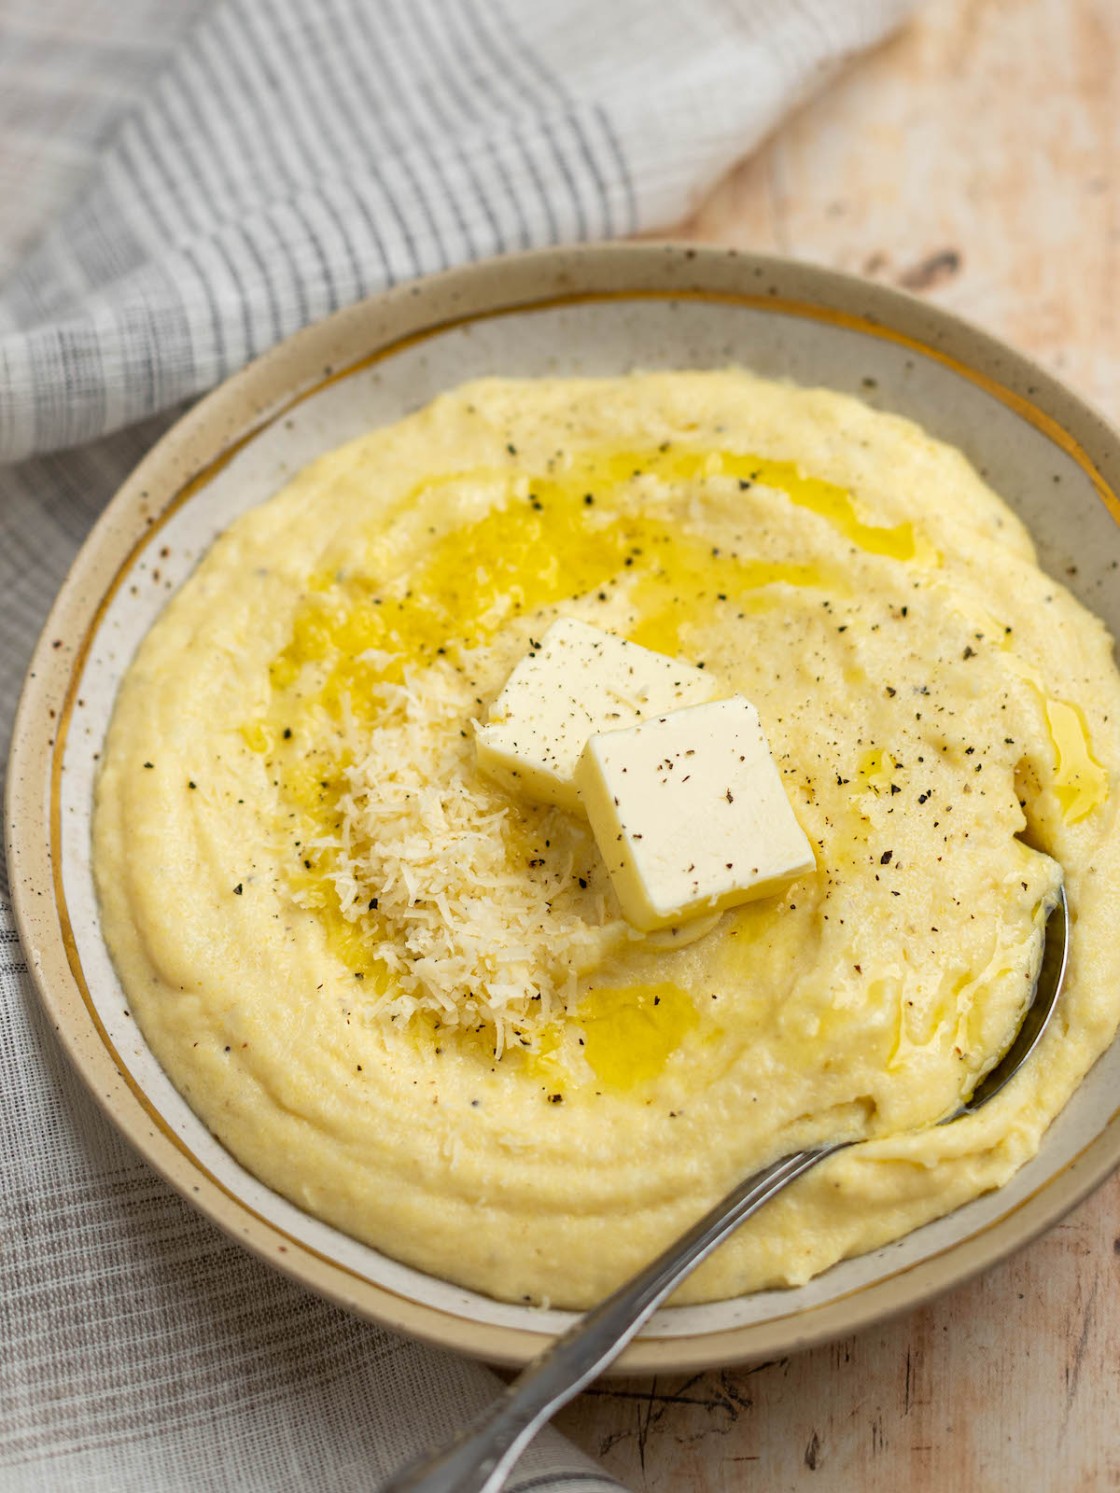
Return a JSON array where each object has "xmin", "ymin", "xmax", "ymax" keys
[{"xmin": 379, "ymin": 887, "xmax": 1068, "ymax": 1493}]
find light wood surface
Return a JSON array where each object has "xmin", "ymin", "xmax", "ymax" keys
[{"xmin": 556, "ymin": 2, "xmax": 1120, "ymax": 1487}]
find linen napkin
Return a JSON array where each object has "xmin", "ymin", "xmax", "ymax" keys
[{"xmin": 0, "ymin": 1, "xmax": 917, "ymax": 1487}]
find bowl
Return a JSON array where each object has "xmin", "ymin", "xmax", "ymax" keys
[{"xmin": 7, "ymin": 243, "xmax": 1120, "ymax": 1370}]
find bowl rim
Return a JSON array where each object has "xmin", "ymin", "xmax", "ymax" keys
[{"xmin": 7, "ymin": 241, "xmax": 1120, "ymax": 1371}]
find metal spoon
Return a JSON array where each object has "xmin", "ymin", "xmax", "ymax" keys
[{"xmin": 379, "ymin": 887, "xmax": 1069, "ymax": 1493}]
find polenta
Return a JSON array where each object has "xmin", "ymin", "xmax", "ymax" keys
[{"xmin": 93, "ymin": 371, "xmax": 1120, "ymax": 1308}]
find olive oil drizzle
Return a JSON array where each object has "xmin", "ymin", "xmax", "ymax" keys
[{"xmin": 236, "ymin": 443, "xmax": 1101, "ymax": 1086}]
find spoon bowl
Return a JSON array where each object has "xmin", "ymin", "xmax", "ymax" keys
[{"xmin": 946, "ymin": 886, "xmax": 1069, "ymax": 1122}]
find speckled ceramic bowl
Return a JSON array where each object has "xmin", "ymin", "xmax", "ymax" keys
[{"xmin": 7, "ymin": 244, "xmax": 1120, "ymax": 1370}]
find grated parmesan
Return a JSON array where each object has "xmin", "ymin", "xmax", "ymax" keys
[{"xmin": 299, "ymin": 660, "xmax": 626, "ymax": 1052}]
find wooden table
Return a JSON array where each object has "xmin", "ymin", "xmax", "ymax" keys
[{"xmin": 556, "ymin": 1, "xmax": 1120, "ymax": 1486}]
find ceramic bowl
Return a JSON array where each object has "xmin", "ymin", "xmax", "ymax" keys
[{"xmin": 7, "ymin": 244, "xmax": 1120, "ymax": 1370}]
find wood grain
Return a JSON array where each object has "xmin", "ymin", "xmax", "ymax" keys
[{"xmin": 558, "ymin": 1, "xmax": 1120, "ymax": 1486}]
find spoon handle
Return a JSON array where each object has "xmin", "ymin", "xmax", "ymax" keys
[{"xmin": 379, "ymin": 1141, "xmax": 849, "ymax": 1493}]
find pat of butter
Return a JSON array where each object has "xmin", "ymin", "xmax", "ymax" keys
[
  {"xmin": 476, "ymin": 617, "xmax": 717, "ymax": 813},
  {"xmin": 574, "ymin": 696, "xmax": 815, "ymax": 931}
]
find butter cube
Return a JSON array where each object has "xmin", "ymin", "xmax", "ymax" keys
[
  {"xmin": 575, "ymin": 696, "xmax": 815, "ymax": 931},
  {"xmin": 476, "ymin": 618, "xmax": 717, "ymax": 813}
]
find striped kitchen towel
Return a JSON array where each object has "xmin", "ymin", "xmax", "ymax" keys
[
  {"xmin": 0, "ymin": 2, "xmax": 916, "ymax": 1490},
  {"xmin": 0, "ymin": 0, "xmax": 917, "ymax": 463}
]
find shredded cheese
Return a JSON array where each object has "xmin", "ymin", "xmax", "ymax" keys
[{"xmin": 298, "ymin": 661, "xmax": 625, "ymax": 1052}]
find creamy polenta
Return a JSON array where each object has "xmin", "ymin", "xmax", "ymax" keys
[{"xmin": 93, "ymin": 371, "xmax": 1120, "ymax": 1308}]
